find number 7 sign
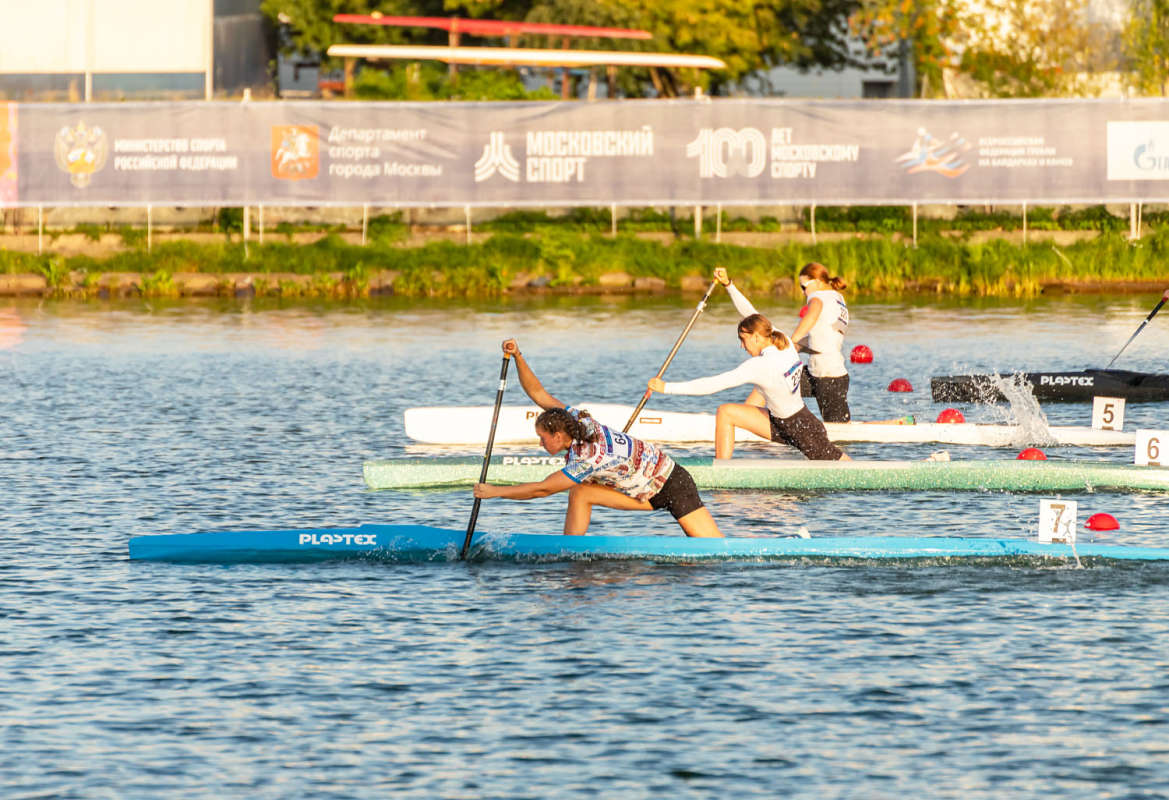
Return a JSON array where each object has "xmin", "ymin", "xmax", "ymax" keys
[{"xmin": 1039, "ymin": 499, "xmax": 1078, "ymax": 543}]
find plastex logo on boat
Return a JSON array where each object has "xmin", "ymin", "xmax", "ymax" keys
[
  {"xmin": 502, "ymin": 455, "xmax": 563, "ymax": 466},
  {"xmin": 895, "ymin": 127, "xmax": 971, "ymax": 178},
  {"xmin": 272, "ymin": 125, "xmax": 319, "ymax": 180},
  {"xmin": 299, "ymin": 533, "xmax": 377, "ymax": 546},
  {"xmin": 1106, "ymin": 121, "xmax": 1169, "ymax": 180},
  {"xmin": 54, "ymin": 121, "xmax": 108, "ymax": 188},
  {"xmin": 1040, "ymin": 375, "xmax": 1093, "ymax": 386}
]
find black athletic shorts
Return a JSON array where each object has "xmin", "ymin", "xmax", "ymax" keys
[
  {"xmin": 799, "ymin": 372, "xmax": 851, "ymax": 423},
  {"xmin": 649, "ymin": 464, "xmax": 704, "ymax": 520},
  {"xmin": 769, "ymin": 406, "xmax": 845, "ymax": 461}
]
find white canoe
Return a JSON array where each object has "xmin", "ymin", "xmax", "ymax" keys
[{"xmin": 402, "ymin": 404, "xmax": 1136, "ymax": 447}]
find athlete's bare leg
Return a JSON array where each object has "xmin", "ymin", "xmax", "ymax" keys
[
  {"xmin": 563, "ymin": 483, "xmax": 723, "ymax": 537},
  {"xmin": 714, "ymin": 403, "xmax": 773, "ymax": 459},
  {"xmin": 676, "ymin": 507, "xmax": 723, "ymax": 538}
]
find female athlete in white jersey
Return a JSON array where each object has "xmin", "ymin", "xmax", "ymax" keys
[
  {"xmin": 473, "ymin": 339, "xmax": 723, "ymax": 538},
  {"xmin": 646, "ymin": 313, "xmax": 849, "ymax": 461},
  {"xmin": 789, "ymin": 262, "xmax": 851, "ymax": 422}
]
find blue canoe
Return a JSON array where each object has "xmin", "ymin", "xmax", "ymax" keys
[{"xmin": 127, "ymin": 524, "xmax": 1169, "ymax": 564}]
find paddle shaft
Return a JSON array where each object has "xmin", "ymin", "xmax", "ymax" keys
[
  {"xmin": 1106, "ymin": 289, "xmax": 1169, "ymax": 368},
  {"xmin": 623, "ymin": 280, "xmax": 720, "ymax": 433},
  {"xmin": 461, "ymin": 353, "xmax": 511, "ymax": 559}
]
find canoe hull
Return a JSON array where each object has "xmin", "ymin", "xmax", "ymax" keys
[
  {"xmin": 404, "ymin": 405, "xmax": 1134, "ymax": 446},
  {"xmin": 127, "ymin": 524, "xmax": 1169, "ymax": 564},
  {"xmin": 931, "ymin": 370, "xmax": 1169, "ymax": 403},
  {"xmin": 363, "ymin": 456, "xmax": 1169, "ymax": 493}
]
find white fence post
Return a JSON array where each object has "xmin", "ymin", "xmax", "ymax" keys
[
  {"xmin": 362, "ymin": 204, "xmax": 369, "ymax": 246},
  {"xmin": 465, "ymin": 205, "xmax": 472, "ymax": 246},
  {"xmin": 694, "ymin": 205, "xmax": 702, "ymax": 239},
  {"xmin": 715, "ymin": 203, "xmax": 722, "ymax": 244},
  {"xmin": 147, "ymin": 205, "xmax": 152, "ymax": 253},
  {"xmin": 37, "ymin": 205, "xmax": 43, "ymax": 255},
  {"xmin": 810, "ymin": 203, "xmax": 816, "ymax": 245},
  {"xmin": 610, "ymin": 203, "xmax": 617, "ymax": 238},
  {"xmin": 242, "ymin": 206, "xmax": 249, "ymax": 259},
  {"xmin": 258, "ymin": 204, "xmax": 264, "ymax": 246}
]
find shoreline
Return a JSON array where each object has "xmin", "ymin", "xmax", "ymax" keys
[{"xmin": 2, "ymin": 227, "xmax": 1165, "ymax": 299}]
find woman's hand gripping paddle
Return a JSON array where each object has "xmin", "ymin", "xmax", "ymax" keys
[
  {"xmin": 460, "ymin": 352, "xmax": 511, "ymax": 560},
  {"xmin": 622, "ymin": 279, "xmax": 720, "ymax": 433}
]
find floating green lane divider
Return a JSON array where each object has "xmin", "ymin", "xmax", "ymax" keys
[{"xmin": 362, "ymin": 456, "xmax": 1169, "ymax": 493}]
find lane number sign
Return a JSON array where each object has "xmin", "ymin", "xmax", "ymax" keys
[
  {"xmin": 1134, "ymin": 430, "xmax": 1169, "ymax": 466},
  {"xmin": 1091, "ymin": 396, "xmax": 1125, "ymax": 431},
  {"xmin": 1039, "ymin": 498, "xmax": 1078, "ymax": 544}
]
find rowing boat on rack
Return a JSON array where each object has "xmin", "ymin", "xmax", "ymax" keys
[
  {"xmin": 127, "ymin": 523, "xmax": 1169, "ymax": 564},
  {"xmin": 363, "ymin": 456, "xmax": 1169, "ymax": 493},
  {"xmin": 403, "ymin": 405, "xmax": 1134, "ymax": 447}
]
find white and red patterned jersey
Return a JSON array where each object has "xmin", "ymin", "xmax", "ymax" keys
[{"xmin": 560, "ymin": 406, "xmax": 675, "ymax": 501}]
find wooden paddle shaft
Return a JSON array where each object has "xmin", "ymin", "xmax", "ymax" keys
[{"xmin": 623, "ymin": 280, "xmax": 720, "ymax": 432}]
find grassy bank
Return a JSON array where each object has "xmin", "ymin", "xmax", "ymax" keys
[{"xmin": 2, "ymin": 226, "xmax": 1167, "ymax": 299}]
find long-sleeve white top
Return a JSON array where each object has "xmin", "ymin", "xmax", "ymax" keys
[{"xmin": 660, "ymin": 344, "xmax": 806, "ymax": 419}]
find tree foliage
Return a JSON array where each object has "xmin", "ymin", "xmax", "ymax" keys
[
  {"xmin": 1124, "ymin": 0, "xmax": 1169, "ymax": 96},
  {"xmin": 850, "ymin": 0, "xmax": 1119, "ymax": 98},
  {"xmin": 849, "ymin": 0, "xmax": 963, "ymax": 97},
  {"xmin": 953, "ymin": 0, "xmax": 1118, "ymax": 97},
  {"xmin": 262, "ymin": 0, "xmax": 873, "ymax": 98}
]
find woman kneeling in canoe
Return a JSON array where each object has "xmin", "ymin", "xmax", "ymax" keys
[
  {"xmin": 647, "ymin": 314, "xmax": 850, "ymax": 462},
  {"xmin": 473, "ymin": 340, "xmax": 722, "ymax": 538}
]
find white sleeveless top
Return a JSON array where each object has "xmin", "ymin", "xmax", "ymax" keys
[
  {"xmin": 660, "ymin": 345, "xmax": 806, "ymax": 419},
  {"xmin": 804, "ymin": 289, "xmax": 848, "ymax": 378}
]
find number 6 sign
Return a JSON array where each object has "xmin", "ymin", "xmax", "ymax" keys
[
  {"xmin": 1134, "ymin": 430, "xmax": 1169, "ymax": 466},
  {"xmin": 1039, "ymin": 499, "xmax": 1078, "ymax": 544}
]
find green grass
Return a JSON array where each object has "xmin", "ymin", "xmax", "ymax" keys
[{"xmin": 2, "ymin": 225, "xmax": 1166, "ymax": 299}]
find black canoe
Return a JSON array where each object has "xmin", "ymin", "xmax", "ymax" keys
[{"xmin": 931, "ymin": 369, "xmax": 1169, "ymax": 403}]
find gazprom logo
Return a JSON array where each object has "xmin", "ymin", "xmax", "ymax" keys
[
  {"xmin": 1107, "ymin": 121, "xmax": 1169, "ymax": 180},
  {"xmin": 686, "ymin": 127, "xmax": 767, "ymax": 178},
  {"xmin": 1134, "ymin": 140, "xmax": 1169, "ymax": 172}
]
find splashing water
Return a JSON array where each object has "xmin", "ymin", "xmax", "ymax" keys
[{"xmin": 985, "ymin": 372, "xmax": 1057, "ymax": 447}]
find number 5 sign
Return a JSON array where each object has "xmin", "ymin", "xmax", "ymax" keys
[
  {"xmin": 1039, "ymin": 499, "xmax": 1078, "ymax": 543},
  {"xmin": 1092, "ymin": 396, "xmax": 1125, "ymax": 431},
  {"xmin": 1134, "ymin": 430, "xmax": 1169, "ymax": 466}
]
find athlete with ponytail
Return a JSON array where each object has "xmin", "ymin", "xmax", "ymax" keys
[
  {"xmin": 473, "ymin": 339, "xmax": 723, "ymax": 538},
  {"xmin": 790, "ymin": 262, "xmax": 851, "ymax": 422},
  {"xmin": 646, "ymin": 311, "xmax": 848, "ymax": 462}
]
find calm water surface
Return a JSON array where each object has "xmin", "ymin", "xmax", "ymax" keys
[{"xmin": 2, "ymin": 294, "xmax": 1169, "ymax": 799}]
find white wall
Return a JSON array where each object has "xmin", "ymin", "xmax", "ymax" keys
[{"xmin": 0, "ymin": 0, "xmax": 211, "ymax": 74}]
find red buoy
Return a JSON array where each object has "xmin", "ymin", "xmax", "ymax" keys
[
  {"xmin": 799, "ymin": 305, "xmax": 810, "ymax": 318},
  {"xmin": 1085, "ymin": 512, "xmax": 1119, "ymax": 531},
  {"xmin": 850, "ymin": 344, "xmax": 873, "ymax": 363},
  {"xmin": 887, "ymin": 378, "xmax": 913, "ymax": 392},
  {"xmin": 1017, "ymin": 447, "xmax": 1047, "ymax": 460},
  {"xmin": 936, "ymin": 408, "xmax": 965, "ymax": 424}
]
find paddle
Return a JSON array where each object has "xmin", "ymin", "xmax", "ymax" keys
[
  {"xmin": 623, "ymin": 279, "xmax": 720, "ymax": 433},
  {"xmin": 1105, "ymin": 288, "xmax": 1169, "ymax": 368},
  {"xmin": 460, "ymin": 352, "xmax": 511, "ymax": 560}
]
